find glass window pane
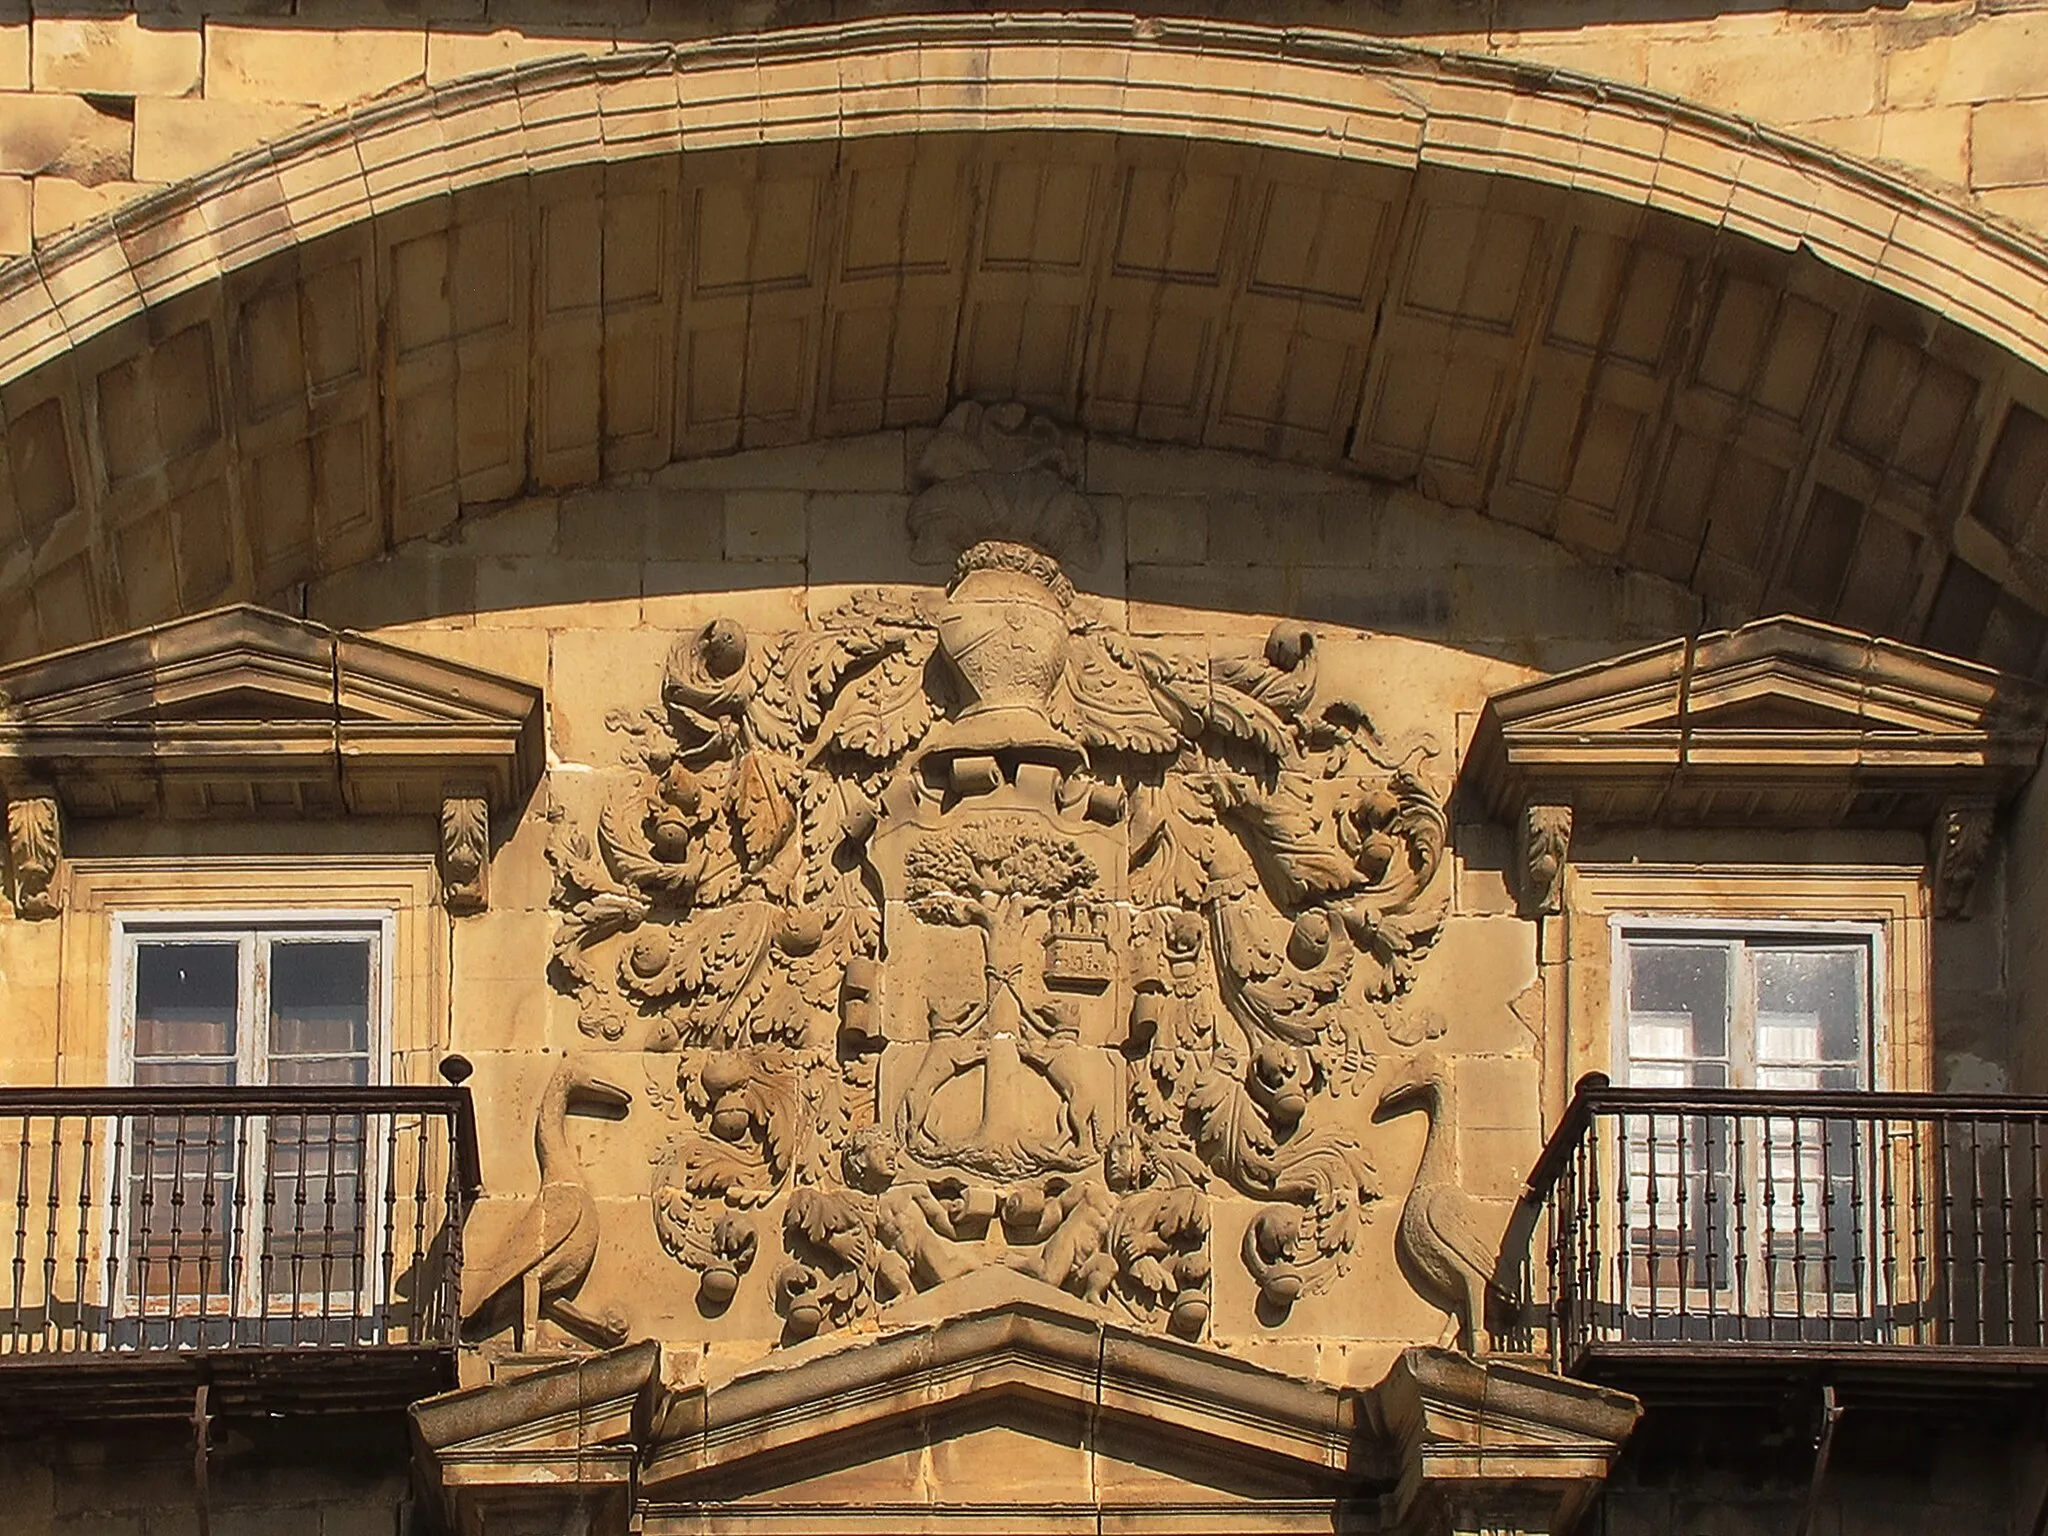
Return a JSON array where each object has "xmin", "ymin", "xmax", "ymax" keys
[
  {"xmin": 269, "ymin": 940, "xmax": 371, "ymax": 1060},
  {"xmin": 269, "ymin": 1056, "xmax": 369, "ymax": 1087},
  {"xmin": 1754, "ymin": 945, "xmax": 1867, "ymax": 1079},
  {"xmin": 133, "ymin": 943, "xmax": 239, "ymax": 1064},
  {"xmin": 133, "ymin": 1060, "xmax": 235, "ymax": 1088},
  {"xmin": 1626, "ymin": 942, "xmax": 1731, "ymax": 1080}
]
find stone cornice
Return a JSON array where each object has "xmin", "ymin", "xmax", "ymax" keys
[
  {"xmin": 0, "ymin": 604, "xmax": 543, "ymax": 819},
  {"xmin": 1464, "ymin": 614, "xmax": 2048, "ymax": 832}
]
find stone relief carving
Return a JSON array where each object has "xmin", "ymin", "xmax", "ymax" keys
[
  {"xmin": 463, "ymin": 1055, "xmax": 633, "ymax": 1350},
  {"xmin": 1375, "ymin": 1052, "xmax": 1500, "ymax": 1355},
  {"xmin": 1931, "ymin": 795, "xmax": 1995, "ymax": 919},
  {"xmin": 546, "ymin": 539, "xmax": 1452, "ymax": 1344},
  {"xmin": 1515, "ymin": 804, "xmax": 1571, "ymax": 918},
  {"xmin": 5, "ymin": 793, "xmax": 59, "ymax": 920},
  {"xmin": 440, "ymin": 794, "xmax": 491, "ymax": 915},
  {"xmin": 906, "ymin": 401, "xmax": 1101, "ymax": 567}
]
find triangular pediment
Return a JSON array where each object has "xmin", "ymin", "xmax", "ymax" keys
[
  {"xmin": 0, "ymin": 606, "xmax": 543, "ymax": 817},
  {"xmin": 1464, "ymin": 615, "xmax": 2048, "ymax": 828},
  {"xmin": 641, "ymin": 1284, "xmax": 1363, "ymax": 1515},
  {"xmin": 411, "ymin": 1313, "xmax": 1639, "ymax": 1536}
]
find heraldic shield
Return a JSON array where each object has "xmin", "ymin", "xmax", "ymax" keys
[{"xmin": 544, "ymin": 536, "xmax": 1451, "ymax": 1346}]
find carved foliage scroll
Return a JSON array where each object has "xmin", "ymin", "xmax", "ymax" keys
[
  {"xmin": 441, "ymin": 794, "xmax": 491, "ymax": 915},
  {"xmin": 547, "ymin": 540, "xmax": 1451, "ymax": 1344},
  {"xmin": 1931, "ymin": 796, "xmax": 1995, "ymax": 919},
  {"xmin": 6, "ymin": 795, "xmax": 60, "ymax": 920},
  {"xmin": 1516, "ymin": 804, "xmax": 1572, "ymax": 917}
]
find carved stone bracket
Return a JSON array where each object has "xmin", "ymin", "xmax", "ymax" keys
[
  {"xmin": 5, "ymin": 793, "xmax": 60, "ymax": 919},
  {"xmin": 440, "ymin": 794, "xmax": 491, "ymax": 915},
  {"xmin": 1930, "ymin": 796, "xmax": 1996, "ymax": 919},
  {"xmin": 1515, "ymin": 804, "xmax": 1571, "ymax": 918},
  {"xmin": 1375, "ymin": 1348, "xmax": 1640, "ymax": 1536},
  {"xmin": 412, "ymin": 1338, "xmax": 661, "ymax": 1536}
]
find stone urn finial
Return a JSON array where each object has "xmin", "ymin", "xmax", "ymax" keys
[{"xmin": 928, "ymin": 540, "xmax": 1080, "ymax": 760}]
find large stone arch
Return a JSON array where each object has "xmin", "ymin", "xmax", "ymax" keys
[{"xmin": 4, "ymin": 15, "xmax": 2048, "ymax": 669}]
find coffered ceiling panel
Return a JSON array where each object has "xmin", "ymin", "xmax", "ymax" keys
[{"xmin": 4, "ymin": 20, "xmax": 2048, "ymax": 674}]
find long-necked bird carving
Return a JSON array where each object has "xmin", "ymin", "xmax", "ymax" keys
[
  {"xmin": 462, "ymin": 1054, "xmax": 631, "ymax": 1350},
  {"xmin": 1375, "ymin": 1051, "xmax": 1501, "ymax": 1355}
]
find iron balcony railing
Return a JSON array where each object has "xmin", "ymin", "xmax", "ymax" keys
[
  {"xmin": 0, "ymin": 1085, "xmax": 479, "ymax": 1363},
  {"xmin": 1522, "ymin": 1077, "xmax": 2048, "ymax": 1373}
]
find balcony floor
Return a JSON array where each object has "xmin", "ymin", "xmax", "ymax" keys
[
  {"xmin": 1571, "ymin": 1340, "xmax": 2048, "ymax": 1410},
  {"xmin": 0, "ymin": 1345, "xmax": 457, "ymax": 1429}
]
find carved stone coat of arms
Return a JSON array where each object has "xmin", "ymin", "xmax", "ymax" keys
[{"xmin": 546, "ymin": 538, "xmax": 1449, "ymax": 1343}]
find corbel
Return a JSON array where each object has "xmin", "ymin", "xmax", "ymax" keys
[
  {"xmin": 1515, "ymin": 803, "xmax": 1573, "ymax": 918},
  {"xmin": 1929, "ymin": 795, "xmax": 1996, "ymax": 920},
  {"xmin": 5, "ymin": 791, "xmax": 62, "ymax": 920},
  {"xmin": 439, "ymin": 792, "xmax": 491, "ymax": 916}
]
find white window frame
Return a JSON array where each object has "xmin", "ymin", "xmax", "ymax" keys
[
  {"xmin": 104, "ymin": 908, "xmax": 396, "ymax": 1328},
  {"xmin": 1607, "ymin": 916, "xmax": 1888, "ymax": 1090}
]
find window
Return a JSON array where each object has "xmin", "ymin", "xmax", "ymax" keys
[
  {"xmin": 1619, "ymin": 929, "xmax": 1877, "ymax": 1094},
  {"xmin": 1615, "ymin": 924, "xmax": 1882, "ymax": 1335},
  {"xmin": 114, "ymin": 916, "xmax": 390, "ymax": 1341}
]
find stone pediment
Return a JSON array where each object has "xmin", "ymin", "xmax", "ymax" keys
[
  {"xmin": 1465, "ymin": 615, "xmax": 2048, "ymax": 830},
  {"xmin": 0, "ymin": 604, "xmax": 543, "ymax": 818},
  {"xmin": 644, "ymin": 1279, "xmax": 1357, "ymax": 1512},
  {"xmin": 412, "ymin": 1305, "xmax": 1637, "ymax": 1536}
]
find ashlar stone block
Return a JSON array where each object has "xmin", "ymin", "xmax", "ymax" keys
[
  {"xmin": 29, "ymin": 176, "xmax": 150, "ymax": 241},
  {"xmin": 202, "ymin": 22, "xmax": 426, "ymax": 108},
  {"xmin": 0, "ymin": 93, "xmax": 131, "ymax": 184},
  {"xmin": 426, "ymin": 28, "xmax": 606, "ymax": 85},
  {"xmin": 724, "ymin": 488, "xmax": 809, "ymax": 561},
  {"xmin": 1645, "ymin": 27, "xmax": 1878, "ymax": 126},
  {"xmin": 0, "ymin": 7, "xmax": 25, "ymax": 94},
  {"xmin": 0, "ymin": 174, "xmax": 27, "ymax": 256},
  {"xmin": 31, "ymin": 17, "xmax": 202, "ymax": 98},
  {"xmin": 1971, "ymin": 98, "xmax": 2048, "ymax": 189}
]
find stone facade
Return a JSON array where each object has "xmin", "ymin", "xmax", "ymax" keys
[
  {"xmin": 1, "ymin": 2, "xmax": 2047, "ymax": 1531},
  {"xmin": 0, "ymin": 432, "xmax": 2042, "ymax": 1529}
]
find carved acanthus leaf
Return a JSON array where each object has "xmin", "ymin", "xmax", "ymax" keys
[
  {"xmin": 1931, "ymin": 796, "xmax": 1996, "ymax": 920},
  {"xmin": 1516, "ymin": 803, "xmax": 1572, "ymax": 917},
  {"xmin": 5, "ymin": 794, "xmax": 60, "ymax": 920},
  {"xmin": 440, "ymin": 794, "xmax": 490, "ymax": 915}
]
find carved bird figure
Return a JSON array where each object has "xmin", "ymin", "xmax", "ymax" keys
[
  {"xmin": 462, "ymin": 1054, "xmax": 631, "ymax": 1351},
  {"xmin": 1374, "ymin": 1052, "xmax": 1500, "ymax": 1355}
]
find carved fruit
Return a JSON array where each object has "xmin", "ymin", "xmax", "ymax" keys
[
  {"xmin": 1287, "ymin": 911, "xmax": 1332, "ymax": 969},
  {"xmin": 700, "ymin": 618, "xmax": 748, "ymax": 680},
  {"xmin": 1357, "ymin": 831, "xmax": 1399, "ymax": 883},
  {"xmin": 661, "ymin": 763, "xmax": 704, "ymax": 814},
  {"xmin": 1265, "ymin": 623, "xmax": 1313, "ymax": 671},
  {"xmin": 649, "ymin": 811, "xmax": 694, "ymax": 863},
  {"xmin": 773, "ymin": 1262, "xmax": 824, "ymax": 1335},
  {"xmin": 701, "ymin": 1052, "xmax": 753, "ymax": 1140},
  {"xmin": 1260, "ymin": 1271, "xmax": 1303, "ymax": 1307},
  {"xmin": 699, "ymin": 1266, "xmax": 741, "ymax": 1309},
  {"xmin": 778, "ymin": 910, "xmax": 825, "ymax": 954},
  {"xmin": 628, "ymin": 930, "xmax": 672, "ymax": 980},
  {"xmin": 786, "ymin": 1301, "xmax": 823, "ymax": 1337},
  {"xmin": 1168, "ymin": 1295, "xmax": 1210, "ymax": 1339},
  {"xmin": 1252, "ymin": 1045, "xmax": 1309, "ymax": 1131}
]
